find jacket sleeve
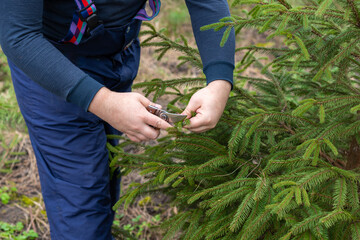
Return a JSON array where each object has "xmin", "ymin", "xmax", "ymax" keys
[
  {"xmin": 185, "ymin": 0, "xmax": 235, "ymax": 87},
  {"xmin": 0, "ymin": 0, "xmax": 104, "ymax": 111}
]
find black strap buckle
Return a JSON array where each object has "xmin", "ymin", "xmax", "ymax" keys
[{"xmin": 77, "ymin": 3, "xmax": 102, "ymax": 35}]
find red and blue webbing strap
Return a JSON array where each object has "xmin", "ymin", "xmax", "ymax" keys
[
  {"xmin": 62, "ymin": 0, "xmax": 97, "ymax": 45},
  {"xmin": 61, "ymin": 0, "xmax": 161, "ymax": 46}
]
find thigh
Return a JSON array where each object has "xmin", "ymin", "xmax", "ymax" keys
[{"xmin": 9, "ymin": 60, "xmax": 115, "ymax": 240}]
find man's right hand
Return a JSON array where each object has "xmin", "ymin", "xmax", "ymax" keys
[{"xmin": 88, "ymin": 87, "xmax": 172, "ymax": 142}]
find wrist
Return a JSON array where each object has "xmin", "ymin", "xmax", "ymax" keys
[
  {"xmin": 207, "ymin": 80, "xmax": 232, "ymax": 94},
  {"xmin": 88, "ymin": 87, "xmax": 112, "ymax": 116}
]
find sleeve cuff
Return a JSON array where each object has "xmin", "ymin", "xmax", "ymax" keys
[
  {"xmin": 66, "ymin": 75, "xmax": 104, "ymax": 111},
  {"xmin": 203, "ymin": 61, "xmax": 234, "ymax": 88}
]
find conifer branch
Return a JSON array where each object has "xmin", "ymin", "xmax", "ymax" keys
[
  {"xmin": 320, "ymin": 152, "xmax": 344, "ymax": 168},
  {"xmin": 277, "ymin": 0, "xmax": 291, "ymax": 10},
  {"xmin": 234, "ymin": 88, "xmax": 268, "ymax": 111},
  {"xmin": 318, "ymin": 37, "xmax": 360, "ymax": 75},
  {"xmin": 112, "ymin": 2, "xmax": 360, "ymax": 238},
  {"xmin": 236, "ymin": 46, "xmax": 291, "ymax": 53},
  {"xmin": 280, "ymin": 122, "xmax": 296, "ymax": 135},
  {"xmin": 346, "ymin": 0, "xmax": 360, "ymax": 27},
  {"xmin": 280, "ymin": 9, "xmax": 353, "ymax": 23}
]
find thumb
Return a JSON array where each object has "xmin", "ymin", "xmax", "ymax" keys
[
  {"xmin": 182, "ymin": 99, "xmax": 201, "ymax": 119},
  {"xmin": 137, "ymin": 94, "xmax": 162, "ymax": 109}
]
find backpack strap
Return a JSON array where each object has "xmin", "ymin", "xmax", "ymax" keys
[
  {"xmin": 135, "ymin": 0, "xmax": 161, "ymax": 21},
  {"xmin": 61, "ymin": 0, "xmax": 161, "ymax": 46},
  {"xmin": 61, "ymin": 0, "xmax": 99, "ymax": 45}
]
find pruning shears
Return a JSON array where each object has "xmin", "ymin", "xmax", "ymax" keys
[{"xmin": 147, "ymin": 105, "xmax": 187, "ymax": 124}]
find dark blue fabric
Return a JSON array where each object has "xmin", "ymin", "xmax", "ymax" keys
[
  {"xmin": 8, "ymin": 19, "xmax": 141, "ymax": 240},
  {"xmin": 185, "ymin": 0, "xmax": 235, "ymax": 86},
  {"xmin": 57, "ymin": 19, "xmax": 142, "ymax": 109},
  {"xmin": 0, "ymin": 0, "xmax": 235, "ymax": 111},
  {"xmin": 42, "ymin": 0, "xmax": 146, "ymax": 41}
]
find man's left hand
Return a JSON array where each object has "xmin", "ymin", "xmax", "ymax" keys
[{"xmin": 182, "ymin": 80, "xmax": 231, "ymax": 133}]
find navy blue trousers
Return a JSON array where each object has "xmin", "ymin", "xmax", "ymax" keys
[{"xmin": 9, "ymin": 19, "xmax": 141, "ymax": 240}]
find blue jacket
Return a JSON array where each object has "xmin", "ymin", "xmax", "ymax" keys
[{"xmin": 0, "ymin": 0, "xmax": 235, "ymax": 111}]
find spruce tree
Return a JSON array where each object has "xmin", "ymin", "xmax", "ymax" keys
[{"xmin": 110, "ymin": 0, "xmax": 360, "ymax": 239}]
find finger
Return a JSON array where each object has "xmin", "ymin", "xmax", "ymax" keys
[
  {"xmin": 144, "ymin": 112, "xmax": 172, "ymax": 130},
  {"xmin": 137, "ymin": 95, "xmax": 162, "ymax": 109},
  {"xmin": 181, "ymin": 101, "xmax": 201, "ymax": 119},
  {"xmin": 126, "ymin": 133, "xmax": 141, "ymax": 143},
  {"xmin": 137, "ymin": 94, "xmax": 151, "ymax": 107},
  {"xmin": 183, "ymin": 113, "xmax": 208, "ymax": 129},
  {"xmin": 181, "ymin": 108, "xmax": 192, "ymax": 119},
  {"xmin": 140, "ymin": 125, "xmax": 161, "ymax": 140},
  {"xmin": 152, "ymin": 103, "xmax": 162, "ymax": 109},
  {"xmin": 127, "ymin": 124, "xmax": 160, "ymax": 140},
  {"xmin": 185, "ymin": 125, "xmax": 211, "ymax": 133},
  {"xmin": 147, "ymin": 102, "xmax": 162, "ymax": 109},
  {"xmin": 128, "ymin": 132, "xmax": 149, "ymax": 142}
]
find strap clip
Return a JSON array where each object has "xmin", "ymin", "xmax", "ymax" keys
[{"xmin": 77, "ymin": 3, "xmax": 101, "ymax": 35}]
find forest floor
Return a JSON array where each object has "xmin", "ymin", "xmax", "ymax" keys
[{"xmin": 0, "ymin": 2, "xmax": 271, "ymax": 239}]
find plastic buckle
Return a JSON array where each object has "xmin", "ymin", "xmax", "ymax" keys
[
  {"xmin": 85, "ymin": 14, "xmax": 100, "ymax": 33},
  {"xmin": 77, "ymin": 3, "xmax": 101, "ymax": 35}
]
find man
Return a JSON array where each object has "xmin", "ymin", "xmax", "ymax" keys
[{"xmin": 0, "ymin": 0, "xmax": 234, "ymax": 239}]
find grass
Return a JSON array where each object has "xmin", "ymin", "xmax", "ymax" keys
[
  {"xmin": 0, "ymin": 51, "xmax": 43, "ymax": 239},
  {"xmin": 0, "ymin": 50, "xmax": 26, "ymax": 174},
  {"xmin": 0, "ymin": 52, "xmax": 24, "ymax": 132}
]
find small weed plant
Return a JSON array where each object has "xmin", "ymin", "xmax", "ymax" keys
[
  {"xmin": 112, "ymin": 213, "xmax": 161, "ymax": 240},
  {"xmin": 0, "ymin": 222, "xmax": 38, "ymax": 240},
  {"xmin": 0, "ymin": 186, "xmax": 17, "ymax": 205}
]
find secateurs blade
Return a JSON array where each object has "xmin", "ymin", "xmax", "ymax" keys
[{"xmin": 147, "ymin": 105, "xmax": 187, "ymax": 124}]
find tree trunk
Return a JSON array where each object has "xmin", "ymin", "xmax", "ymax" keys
[{"xmin": 346, "ymin": 137, "xmax": 360, "ymax": 170}]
